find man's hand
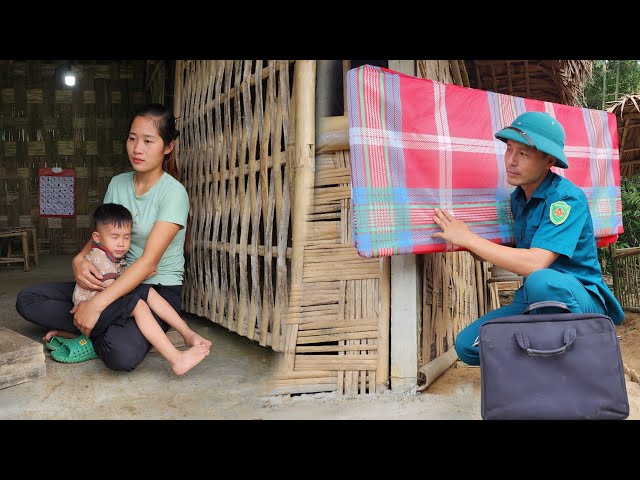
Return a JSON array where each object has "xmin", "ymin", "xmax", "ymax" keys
[
  {"xmin": 431, "ymin": 208, "xmax": 474, "ymax": 248},
  {"xmin": 73, "ymin": 255, "xmax": 106, "ymax": 291},
  {"xmin": 71, "ymin": 298, "xmax": 102, "ymax": 337}
]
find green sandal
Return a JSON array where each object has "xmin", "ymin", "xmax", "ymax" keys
[
  {"xmin": 51, "ymin": 335, "xmax": 98, "ymax": 363},
  {"xmin": 44, "ymin": 336, "xmax": 67, "ymax": 352}
]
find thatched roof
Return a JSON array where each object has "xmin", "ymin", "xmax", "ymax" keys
[
  {"xmin": 608, "ymin": 94, "xmax": 640, "ymax": 179},
  {"xmin": 418, "ymin": 60, "xmax": 592, "ymax": 107},
  {"xmin": 467, "ymin": 60, "xmax": 592, "ymax": 107}
]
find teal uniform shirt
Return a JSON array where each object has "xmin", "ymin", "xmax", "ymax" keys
[
  {"xmin": 510, "ymin": 170, "xmax": 624, "ymax": 324},
  {"xmin": 104, "ymin": 171, "xmax": 190, "ymax": 286}
]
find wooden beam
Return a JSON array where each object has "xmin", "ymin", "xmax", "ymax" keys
[{"xmin": 387, "ymin": 60, "xmax": 418, "ymax": 391}]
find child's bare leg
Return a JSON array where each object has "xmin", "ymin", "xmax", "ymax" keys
[
  {"xmin": 131, "ymin": 299, "xmax": 210, "ymax": 375},
  {"xmin": 146, "ymin": 288, "xmax": 212, "ymax": 348},
  {"xmin": 43, "ymin": 330, "xmax": 78, "ymax": 342}
]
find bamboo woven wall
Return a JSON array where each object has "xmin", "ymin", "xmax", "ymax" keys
[
  {"xmin": 176, "ymin": 60, "xmax": 389, "ymax": 395},
  {"xmin": 421, "ymin": 253, "xmax": 487, "ymax": 365},
  {"xmin": 274, "ymin": 149, "xmax": 389, "ymax": 395},
  {"xmin": 0, "ymin": 60, "xmax": 147, "ymax": 255},
  {"xmin": 176, "ymin": 60, "xmax": 296, "ymax": 348}
]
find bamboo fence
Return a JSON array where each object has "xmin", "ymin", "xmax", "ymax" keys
[
  {"xmin": 610, "ymin": 245, "xmax": 640, "ymax": 312},
  {"xmin": 0, "ymin": 60, "xmax": 146, "ymax": 256}
]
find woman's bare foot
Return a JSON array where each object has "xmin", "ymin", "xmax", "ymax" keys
[
  {"xmin": 43, "ymin": 330, "xmax": 78, "ymax": 342},
  {"xmin": 171, "ymin": 344, "xmax": 210, "ymax": 375},
  {"xmin": 183, "ymin": 331, "xmax": 212, "ymax": 349}
]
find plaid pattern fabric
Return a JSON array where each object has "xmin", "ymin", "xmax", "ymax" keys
[{"xmin": 347, "ymin": 65, "xmax": 623, "ymax": 258}]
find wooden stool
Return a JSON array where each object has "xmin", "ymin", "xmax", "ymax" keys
[
  {"xmin": 0, "ymin": 227, "xmax": 39, "ymax": 272},
  {"xmin": 487, "ymin": 265, "xmax": 523, "ymax": 311}
]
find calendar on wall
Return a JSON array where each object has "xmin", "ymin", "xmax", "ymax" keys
[{"xmin": 39, "ymin": 167, "xmax": 75, "ymax": 217}]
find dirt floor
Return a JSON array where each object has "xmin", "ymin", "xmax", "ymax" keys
[{"xmin": 616, "ymin": 311, "xmax": 640, "ymax": 373}]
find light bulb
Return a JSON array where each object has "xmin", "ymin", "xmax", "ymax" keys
[{"xmin": 64, "ymin": 73, "xmax": 76, "ymax": 87}]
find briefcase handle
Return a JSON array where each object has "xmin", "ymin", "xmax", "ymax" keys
[
  {"xmin": 522, "ymin": 301, "xmax": 571, "ymax": 314},
  {"xmin": 515, "ymin": 328, "xmax": 578, "ymax": 357}
]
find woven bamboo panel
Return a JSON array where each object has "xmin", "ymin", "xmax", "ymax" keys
[
  {"xmin": 176, "ymin": 61, "xmax": 388, "ymax": 395},
  {"xmin": 0, "ymin": 60, "xmax": 147, "ymax": 255},
  {"xmin": 177, "ymin": 60, "xmax": 295, "ymax": 348},
  {"xmin": 421, "ymin": 252, "xmax": 486, "ymax": 366},
  {"xmin": 274, "ymin": 150, "xmax": 388, "ymax": 395}
]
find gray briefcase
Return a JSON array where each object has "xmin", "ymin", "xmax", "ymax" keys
[{"xmin": 479, "ymin": 301, "xmax": 629, "ymax": 420}]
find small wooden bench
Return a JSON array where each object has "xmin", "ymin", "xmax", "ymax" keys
[
  {"xmin": 0, "ymin": 326, "xmax": 46, "ymax": 389},
  {"xmin": 0, "ymin": 227, "xmax": 39, "ymax": 272}
]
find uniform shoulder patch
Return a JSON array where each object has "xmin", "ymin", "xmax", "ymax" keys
[{"xmin": 549, "ymin": 201, "xmax": 571, "ymax": 225}]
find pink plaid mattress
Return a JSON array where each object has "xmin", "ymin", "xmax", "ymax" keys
[{"xmin": 347, "ymin": 65, "xmax": 623, "ymax": 258}]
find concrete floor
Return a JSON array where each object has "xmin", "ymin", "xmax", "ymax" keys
[
  {"xmin": 0, "ymin": 254, "xmax": 274, "ymax": 419},
  {"xmin": 0, "ymin": 253, "xmax": 487, "ymax": 420},
  {"xmin": 2, "ymin": 254, "xmax": 637, "ymax": 420}
]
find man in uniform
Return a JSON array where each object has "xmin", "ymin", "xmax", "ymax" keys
[{"xmin": 432, "ymin": 111, "xmax": 624, "ymax": 365}]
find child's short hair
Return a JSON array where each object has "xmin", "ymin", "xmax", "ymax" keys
[{"xmin": 93, "ymin": 203, "xmax": 133, "ymax": 229}]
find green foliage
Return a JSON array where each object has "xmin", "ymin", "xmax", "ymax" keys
[
  {"xmin": 598, "ymin": 175, "xmax": 640, "ymax": 275},
  {"xmin": 618, "ymin": 175, "xmax": 640, "ymax": 248},
  {"xmin": 583, "ymin": 60, "xmax": 640, "ymax": 109}
]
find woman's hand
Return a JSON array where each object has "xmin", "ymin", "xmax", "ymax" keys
[
  {"xmin": 73, "ymin": 254, "xmax": 106, "ymax": 291},
  {"xmin": 70, "ymin": 297, "xmax": 102, "ymax": 337}
]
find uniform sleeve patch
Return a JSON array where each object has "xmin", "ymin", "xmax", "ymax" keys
[{"xmin": 550, "ymin": 201, "xmax": 571, "ymax": 225}]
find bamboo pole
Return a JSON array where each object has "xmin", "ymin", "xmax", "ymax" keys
[
  {"xmin": 319, "ymin": 115, "xmax": 348, "ymax": 133},
  {"xmin": 282, "ymin": 60, "xmax": 316, "ymax": 370},
  {"xmin": 417, "ymin": 348, "xmax": 458, "ymax": 390},
  {"xmin": 474, "ymin": 61, "xmax": 483, "ymax": 89},
  {"xmin": 612, "ymin": 246, "xmax": 640, "ymax": 261},
  {"xmin": 450, "ymin": 60, "xmax": 462, "ymax": 86},
  {"xmin": 174, "ymin": 61, "xmax": 183, "ymax": 170},
  {"xmin": 342, "ymin": 61, "xmax": 351, "ymax": 116},
  {"xmin": 458, "ymin": 60, "xmax": 470, "ymax": 88},
  {"xmin": 195, "ymin": 61, "xmax": 207, "ymax": 317},
  {"xmin": 316, "ymin": 115, "xmax": 349, "ymax": 154}
]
